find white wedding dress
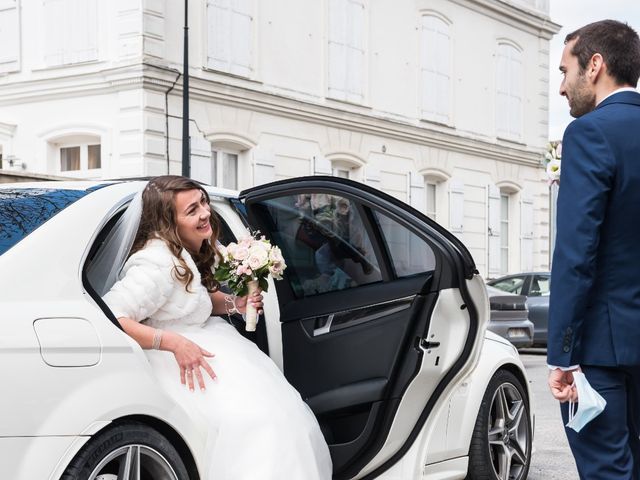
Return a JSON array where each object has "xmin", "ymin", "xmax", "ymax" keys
[{"xmin": 103, "ymin": 239, "xmax": 332, "ymax": 480}]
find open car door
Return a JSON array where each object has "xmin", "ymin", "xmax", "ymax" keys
[{"xmin": 237, "ymin": 176, "xmax": 483, "ymax": 479}]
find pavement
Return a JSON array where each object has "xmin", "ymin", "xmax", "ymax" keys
[{"xmin": 519, "ymin": 350, "xmax": 580, "ymax": 479}]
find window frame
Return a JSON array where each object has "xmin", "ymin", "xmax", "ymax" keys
[
  {"xmin": 495, "ymin": 41, "xmax": 524, "ymax": 141},
  {"xmin": 419, "ymin": 12, "xmax": 452, "ymax": 125},
  {"xmin": 56, "ymin": 141, "xmax": 102, "ymax": 176},
  {"xmin": 211, "ymin": 147, "xmax": 239, "ymax": 190}
]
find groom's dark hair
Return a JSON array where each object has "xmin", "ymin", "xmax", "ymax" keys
[{"xmin": 566, "ymin": 19, "xmax": 640, "ymax": 87}]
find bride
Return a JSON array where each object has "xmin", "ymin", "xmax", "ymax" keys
[{"xmin": 101, "ymin": 175, "xmax": 332, "ymax": 479}]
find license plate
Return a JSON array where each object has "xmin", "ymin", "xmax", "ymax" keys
[{"xmin": 509, "ymin": 328, "xmax": 528, "ymax": 338}]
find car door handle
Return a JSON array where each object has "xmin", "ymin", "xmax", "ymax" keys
[
  {"xmin": 420, "ymin": 339, "xmax": 441, "ymax": 349},
  {"xmin": 313, "ymin": 314, "xmax": 335, "ymax": 336}
]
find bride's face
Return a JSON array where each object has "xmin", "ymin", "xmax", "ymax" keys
[{"xmin": 174, "ymin": 188, "xmax": 212, "ymax": 252}]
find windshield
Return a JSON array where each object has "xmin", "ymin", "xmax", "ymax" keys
[{"xmin": 0, "ymin": 185, "xmax": 105, "ymax": 256}]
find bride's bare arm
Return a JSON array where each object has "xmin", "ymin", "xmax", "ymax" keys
[
  {"xmin": 209, "ymin": 290, "xmax": 264, "ymax": 316},
  {"xmin": 118, "ymin": 317, "xmax": 216, "ymax": 391}
]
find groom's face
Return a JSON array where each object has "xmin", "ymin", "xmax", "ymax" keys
[{"xmin": 559, "ymin": 39, "xmax": 596, "ymax": 118}]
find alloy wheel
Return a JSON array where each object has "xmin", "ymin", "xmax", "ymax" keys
[
  {"xmin": 487, "ymin": 382, "xmax": 529, "ymax": 480},
  {"xmin": 89, "ymin": 444, "xmax": 179, "ymax": 480}
]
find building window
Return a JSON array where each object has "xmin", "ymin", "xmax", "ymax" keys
[
  {"xmin": 334, "ymin": 167, "xmax": 350, "ymax": 179},
  {"xmin": 420, "ymin": 14, "xmax": 451, "ymax": 124},
  {"xmin": 211, "ymin": 149, "xmax": 238, "ymax": 189},
  {"xmin": 59, "ymin": 143, "xmax": 101, "ymax": 173},
  {"xmin": 0, "ymin": 0, "xmax": 20, "ymax": 74},
  {"xmin": 43, "ymin": 0, "xmax": 98, "ymax": 66},
  {"xmin": 500, "ymin": 193, "xmax": 510, "ymax": 274},
  {"xmin": 425, "ymin": 182, "xmax": 437, "ymax": 220},
  {"xmin": 328, "ymin": 0, "xmax": 366, "ymax": 103},
  {"xmin": 496, "ymin": 42, "xmax": 523, "ymax": 140},
  {"xmin": 206, "ymin": 0, "xmax": 253, "ymax": 77}
]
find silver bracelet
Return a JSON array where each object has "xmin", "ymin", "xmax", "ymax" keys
[
  {"xmin": 152, "ymin": 328, "xmax": 163, "ymax": 350},
  {"xmin": 224, "ymin": 294, "xmax": 239, "ymax": 315}
]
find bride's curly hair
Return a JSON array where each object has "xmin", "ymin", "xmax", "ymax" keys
[{"xmin": 130, "ymin": 175, "xmax": 221, "ymax": 292}]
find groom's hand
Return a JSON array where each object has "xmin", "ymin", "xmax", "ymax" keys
[{"xmin": 548, "ymin": 367, "xmax": 579, "ymax": 402}]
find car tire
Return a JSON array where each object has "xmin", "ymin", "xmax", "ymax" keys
[
  {"xmin": 467, "ymin": 369, "xmax": 531, "ymax": 480},
  {"xmin": 61, "ymin": 421, "xmax": 191, "ymax": 480}
]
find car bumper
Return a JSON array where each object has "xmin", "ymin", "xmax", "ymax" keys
[
  {"xmin": 0, "ymin": 435, "xmax": 89, "ymax": 480},
  {"xmin": 487, "ymin": 319, "xmax": 534, "ymax": 348}
]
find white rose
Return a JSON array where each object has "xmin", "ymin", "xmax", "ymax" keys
[
  {"xmin": 248, "ymin": 248, "xmax": 269, "ymax": 270},
  {"xmin": 546, "ymin": 159, "xmax": 561, "ymax": 182},
  {"xmin": 234, "ymin": 245, "xmax": 249, "ymax": 261}
]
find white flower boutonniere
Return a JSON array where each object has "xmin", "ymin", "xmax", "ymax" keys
[{"xmin": 544, "ymin": 141, "xmax": 561, "ymax": 185}]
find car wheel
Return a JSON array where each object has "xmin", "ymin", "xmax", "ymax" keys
[
  {"xmin": 467, "ymin": 370, "xmax": 531, "ymax": 480},
  {"xmin": 61, "ymin": 421, "xmax": 190, "ymax": 480}
]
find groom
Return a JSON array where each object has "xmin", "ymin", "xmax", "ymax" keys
[{"xmin": 547, "ymin": 19, "xmax": 640, "ymax": 479}]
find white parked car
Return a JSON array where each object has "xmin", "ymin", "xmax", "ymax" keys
[{"xmin": 0, "ymin": 177, "xmax": 532, "ymax": 480}]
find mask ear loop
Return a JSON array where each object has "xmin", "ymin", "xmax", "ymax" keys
[{"xmin": 568, "ymin": 381, "xmax": 576, "ymax": 422}]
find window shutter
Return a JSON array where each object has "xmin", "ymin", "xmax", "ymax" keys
[
  {"xmin": 230, "ymin": 0, "xmax": 252, "ymax": 76},
  {"xmin": 0, "ymin": 0, "xmax": 19, "ymax": 73},
  {"xmin": 508, "ymin": 49, "xmax": 523, "ymax": 138},
  {"xmin": 520, "ymin": 195, "xmax": 534, "ymax": 271},
  {"xmin": 190, "ymin": 137, "xmax": 215, "ymax": 185},
  {"xmin": 313, "ymin": 155, "xmax": 332, "ymax": 175},
  {"xmin": 496, "ymin": 44, "xmax": 509, "ymax": 137},
  {"xmin": 69, "ymin": 0, "xmax": 98, "ymax": 64},
  {"xmin": 43, "ymin": 0, "xmax": 65, "ymax": 66},
  {"xmin": 346, "ymin": 0, "xmax": 364, "ymax": 102},
  {"xmin": 365, "ymin": 165, "xmax": 381, "ymax": 187},
  {"xmin": 449, "ymin": 179, "xmax": 464, "ymax": 234},
  {"xmin": 408, "ymin": 171, "xmax": 425, "ymax": 212},
  {"xmin": 253, "ymin": 148, "xmax": 276, "ymax": 185},
  {"xmin": 487, "ymin": 184, "xmax": 501, "ymax": 277},
  {"xmin": 421, "ymin": 15, "xmax": 450, "ymax": 123},
  {"xmin": 328, "ymin": 0, "xmax": 347, "ymax": 100},
  {"xmin": 207, "ymin": 0, "xmax": 231, "ymax": 71}
]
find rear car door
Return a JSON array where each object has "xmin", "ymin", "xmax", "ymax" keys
[{"xmin": 237, "ymin": 177, "xmax": 485, "ymax": 479}]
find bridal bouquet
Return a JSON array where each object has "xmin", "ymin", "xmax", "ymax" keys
[
  {"xmin": 214, "ymin": 232, "xmax": 287, "ymax": 331},
  {"xmin": 544, "ymin": 141, "xmax": 562, "ymax": 184}
]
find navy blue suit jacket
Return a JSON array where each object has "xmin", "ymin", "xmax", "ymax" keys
[{"xmin": 548, "ymin": 90, "xmax": 640, "ymax": 367}]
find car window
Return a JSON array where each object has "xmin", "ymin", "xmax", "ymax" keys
[
  {"xmin": 0, "ymin": 186, "xmax": 105, "ymax": 256},
  {"xmin": 490, "ymin": 276, "xmax": 525, "ymax": 294},
  {"xmin": 373, "ymin": 210, "xmax": 436, "ymax": 277},
  {"xmin": 255, "ymin": 193, "xmax": 383, "ymax": 298},
  {"xmin": 529, "ymin": 275, "xmax": 550, "ymax": 296}
]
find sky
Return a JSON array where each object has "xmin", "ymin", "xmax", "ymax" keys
[{"xmin": 547, "ymin": 0, "xmax": 640, "ymax": 140}]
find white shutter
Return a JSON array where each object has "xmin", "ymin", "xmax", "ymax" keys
[
  {"xmin": 408, "ymin": 171, "xmax": 425, "ymax": 212},
  {"xmin": 421, "ymin": 15, "xmax": 450, "ymax": 123},
  {"xmin": 420, "ymin": 17, "xmax": 437, "ymax": 119},
  {"xmin": 449, "ymin": 179, "xmax": 464, "ymax": 234},
  {"xmin": 313, "ymin": 155, "xmax": 332, "ymax": 175},
  {"xmin": 253, "ymin": 148, "xmax": 276, "ymax": 185},
  {"xmin": 509, "ymin": 50, "xmax": 523, "ymax": 138},
  {"xmin": 496, "ymin": 44, "xmax": 509, "ymax": 137},
  {"xmin": 328, "ymin": 0, "xmax": 347, "ymax": 100},
  {"xmin": 346, "ymin": 0, "xmax": 364, "ymax": 102},
  {"xmin": 520, "ymin": 195, "xmax": 534, "ymax": 271},
  {"xmin": 190, "ymin": 137, "xmax": 215, "ymax": 185},
  {"xmin": 207, "ymin": 0, "xmax": 231, "ymax": 71},
  {"xmin": 69, "ymin": 0, "xmax": 98, "ymax": 64},
  {"xmin": 230, "ymin": 0, "xmax": 252, "ymax": 76},
  {"xmin": 43, "ymin": 0, "xmax": 65, "ymax": 66},
  {"xmin": 365, "ymin": 165, "xmax": 381, "ymax": 188},
  {"xmin": 0, "ymin": 0, "xmax": 19, "ymax": 73},
  {"xmin": 487, "ymin": 184, "xmax": 501, "ymax": 277}
]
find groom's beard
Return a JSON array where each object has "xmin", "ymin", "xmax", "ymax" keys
[{"xmin": 568, "ymin": 72, "xmax": 596, "ymax": 118}]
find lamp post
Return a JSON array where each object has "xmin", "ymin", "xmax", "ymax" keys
[{"xmin": 181, "ymin": 0, "xmax": 190, "ymax": 177}]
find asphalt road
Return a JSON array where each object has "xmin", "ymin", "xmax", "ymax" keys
[{"xmin": 520, "ymin": 350, "xmax": 579, "ymax": 480}]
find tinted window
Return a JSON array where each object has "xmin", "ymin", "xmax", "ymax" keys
[
  {"xmin": 374, "ymin": 211, "xmax": 436, "ymax": 277},
  {"xmin": 490, "ymin": 276, "xmax": 526, "ymax": 295},
  {"xmin": 529, "ymin": 275, "xmax": 550, "ymax": 296},
  {"xmin": 0, "ymin": 187, "xmax": 102, "ymax": 256},
  {"xmin": 257, "ymin": 193, "xmax": 382, "ymax": 297}
]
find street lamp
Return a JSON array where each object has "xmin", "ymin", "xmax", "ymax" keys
[{"xmin": 181, "ymin": 0, "xmax": 190, "ymax": 177}]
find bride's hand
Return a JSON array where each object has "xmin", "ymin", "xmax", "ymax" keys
[
  {"xmin": 169, "ymin": 334, "xmax": 216, "ymax": 391},
  {"xmin": 235, "ymin": 290, "xmax": 264, "ymax": 315}
]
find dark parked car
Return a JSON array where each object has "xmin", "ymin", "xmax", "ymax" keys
[
  {"xmin": 487, "ymin": 273, "xmax": 550, "ymax": 347},
  {"xmin": 486, "ymin": 285, "xmax": 534, "ymax": 348}
]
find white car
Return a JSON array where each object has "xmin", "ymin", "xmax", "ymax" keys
[{"xmin": 0, "ymin": 177, "xmax": 532, "ymax": 480}]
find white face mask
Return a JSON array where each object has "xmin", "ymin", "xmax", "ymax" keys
[{"xmin": 566, "ymin": 371, "xmax": 607, "ymax": 432}]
